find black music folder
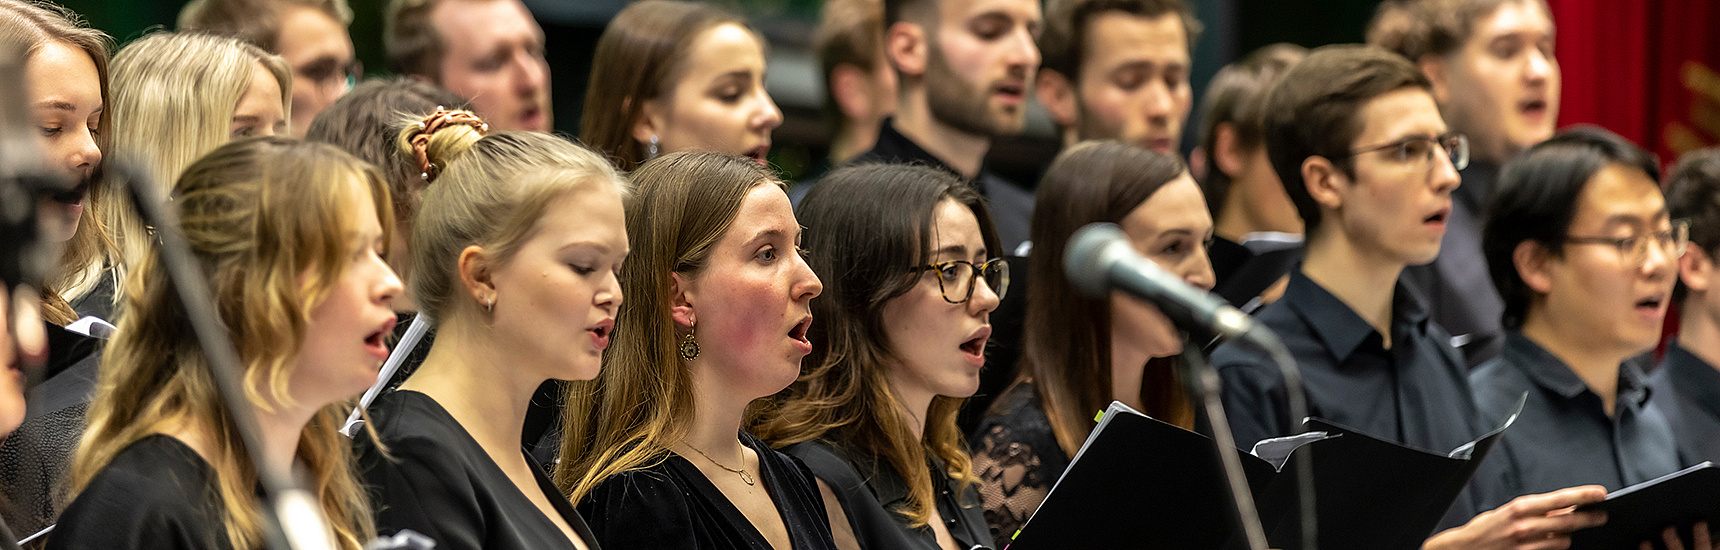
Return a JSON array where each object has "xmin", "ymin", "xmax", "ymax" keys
[
  {"xmin": 1006, "ymin": 400, "xmax": 1520, "ymax": 550},
  {"xmin": 1571, "ymin": 462, "xmax": 1720, "ymax": 550}
]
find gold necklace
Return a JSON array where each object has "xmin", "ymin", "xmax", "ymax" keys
[{"xmin": 683, "ymin": 442, "xmax": 756, "ymax": 486}]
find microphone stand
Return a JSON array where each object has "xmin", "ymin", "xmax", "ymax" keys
[
  {"xmin": 1232, "ymin": 328, "xmax": 1318, "ymax": 550},
  {"xmin": 1181, "ymin": 333, "xmax": 1269, "ymax": 550},
  {"xmin": 111, "ymin": 162, "xmax": 331, "ymax": 550}
]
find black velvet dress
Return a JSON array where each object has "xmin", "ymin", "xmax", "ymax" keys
[
  {"xmin": 357, "ymin": 390, "xmax": 598, "ymax": 550},
  {"xmin": 576, "ymin": 432, "xmax": 839, "ymax": 549},
  {"xmin": 46, "ymin": 434, "xmax": 230, "ymax": 550}
]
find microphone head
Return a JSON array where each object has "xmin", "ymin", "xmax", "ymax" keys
[{"xmin": 1064, "ymin": 222, "xmax": 1128, "ymax": 299}]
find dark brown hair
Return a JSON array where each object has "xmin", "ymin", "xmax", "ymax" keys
[
  {"xmin": 1196, "ymin": 42, "xmax": 1305, "ymax": 217},
  {"xmin": 580, "ymin": 0, "xmax": 749, "ymax": 172},
  {"xmin": 1009, "ymin": 141, "xmax": 1192, "ymax": 457},
  {"xmin": 1263, "ymin": 44, "xmax": 1430, "ymax": 240},
  {"xmin": 754, "ymin": 163, "xmax": 994, "ymax": 526},
  {"xmin": 1039, "ymin": 0, "xmax": 1200, "ymax": 81},
  {"xmin": 815, "ymin": 0, "xmax": 885, "ymax": 123},
  {"xmin": 1667, "ymin": 148, "xmax": 1720, "ymax": 303},
  {"xmin": 383, "ymin": 0, "xmax": 443, "ymax": 79}
]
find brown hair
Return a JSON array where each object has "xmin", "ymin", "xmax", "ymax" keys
[
  {"xmin": 383, "ymin": 0, "xmax": 443, "ymax": 79},
  {"xmin": 555, "ymin": 152, "xmax": 781, "ymax": 502},
  {"xmin": 178, "ymin": 0, "xmax": 353, "ymax": 52},
  {"xmin": 1009, "ymin": 140, "xmax": 1193, "ymax": 456},
  {"xmin": 73, "ymin": 137, "xmax": 386, "ymax": 549},
  {"xmin": 580, "ymin": 0, "xmax": 749, "ymax": 172},
  {"xmin": 1196, "ymin": 43, "xmax": 1306, "ymax": 217},
  {"xmin": 1367, "ymin": 0, "xmax": 1551, "ymax": 61},
  {"xmin": 754, "ymin": 163, "xmax": 994, "ymax": 526},
  {"xmin": 0, "ymin": 0, "xmax": 116, "ymax": 324},
  {"xmin": 305, "ymin": 77, "xmax": 467, "ymax": 249},
  {"xmin": 815, "ymin": 0, "xmax": 885, "ymax": 118},
  {"xmin": 1263, "ymin": 44, "xmax": 1431, "ymax": 240},
  {"xmin": 1039, "ymin": 0, "xmax": 1201, "ymax": 81}
]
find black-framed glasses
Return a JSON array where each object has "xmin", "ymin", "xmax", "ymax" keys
[
  {"xmin": 910, "ymin": 258, "xmax": 1009, "ymax": 304},
  {"xmin": 1331, "ymin": 132, "xmax": 1469, "ymax": 172},
  {"xmin": 1564, "ymin": 219, "xmax": 1690, "ymax": 265}
]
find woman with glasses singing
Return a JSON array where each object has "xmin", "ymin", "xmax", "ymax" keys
[
  {"xmin": 752, "ymin": 163, "xmax": 1003, "ymax": 550},
  {"xmin": 968, "ymin": 141, "xmax": 1216, "ymax": 550}
]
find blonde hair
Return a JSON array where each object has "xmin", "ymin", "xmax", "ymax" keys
[
  {"xmin": 400, "ymin": 111, "xmax": 629, "ymax": 322},
  {"xmin": 0, "ymin": 0, "xmax": 116, "ymax": 323},
  {"xmin": 72, "ymin": 137, "xmax": 385, "ymax": 550},
  {"xmin": 97, "ymin": 31, "xmax": 291, "ymax": 305},
  {"xmin": 554, "ymin": 151, "xmax": 781, "ymax": 502}
]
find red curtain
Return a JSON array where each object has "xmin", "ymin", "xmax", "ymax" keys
[{"xmin": 1552, "ymin": 0, "xmax": 1720, "ymax": 164}]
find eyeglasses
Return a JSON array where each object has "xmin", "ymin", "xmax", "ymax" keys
[
  {"xmin": 911, "ymin": 258, "xmax": 1009, "ymax": 304},
  {"xmin": 1564, "ymin": 219, "xmax": 1690, "ymax": 265},
  {"xmin": 300, "ymin": 59, "xmax": 364, "ymax": 93},
  {"xmin": 1332, "ymin": 132, "xmax": 1470, "ymax": 172}
]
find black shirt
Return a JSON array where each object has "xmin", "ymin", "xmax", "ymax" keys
[
  {"xmin": 1649, "ymin": 341, "xmax": 1720, "ymax": 463},
  {"xmin": 782, "ymin": 439, "xmax": 990, "ymax": 550},
  {"xmin": 576, "ymin": 432, "xmax": 839, "ymax": 550},
  {"xmin": 48, "ymin": 434, "xmax": 229, "ymax": 550},
  {"xmin": 1401, "ymin": 162, "xmax": 1505, "ymax": 367},
  {"xmin": 1211, "ymin": 270, "xmax": 1503, "ymax": 529},
  {"xmin": 357, "ymin": 390, "xmax": 597, "ymax": 550},
  {"xmin": 841, "ymin": 118, "xmax": 1035, "ymax": 255},
  {"xmin": 0, "ymin": 325, "xmax": 101, "ymax": 536},
  {"xmin": 1470, "ymin": 332, "xmax": 1684, "ymax": 499}
]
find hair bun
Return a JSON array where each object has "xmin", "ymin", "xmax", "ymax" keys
[{"xmin": 399, "ymin": 108, "xmax": 489, "ymax": 183}]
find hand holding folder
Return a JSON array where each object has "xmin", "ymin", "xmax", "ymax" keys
[
  {"xmin": 1007, "ymin": 400, "xmax": 1522, "ymax": 550},
  {"xmin": 1571, "ymin": 463, "xmax": 1720, "ymax": 550}
]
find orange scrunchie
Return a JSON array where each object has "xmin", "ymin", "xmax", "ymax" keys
[{"xmin": 410, "ymin": 108, "xmax": 489, "ymax": 182}]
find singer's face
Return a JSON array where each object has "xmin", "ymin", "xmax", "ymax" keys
[
  {"xmin": 1110, "ymin": 174, "xmax": 1214, "ymax": 358},
  {"xmin": 27, "ymin": 41, "xmax": 103, "ymax": 243},
  {"xmin": 1328, "ymin": 88, "xmax": 1459, "ymax": 267},
  {"xmin": 676, "ymin": 184, "xmax": 822, "ymax": 400},
  {"xmin": 881, "ymin": 199, "xmax": 1000, "ymax": 410},
  {"xmin": 293, "ymin": 182, "xmax": 402, "ymax": 409},
  {"xmin": 637, "ymin": 24, "xmax": 780, "ymax": 166},
  {"xmin": 486, "ymin": 184, "xmax": 627, "ymax": 383}
]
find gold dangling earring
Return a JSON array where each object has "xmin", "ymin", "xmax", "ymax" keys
[{"xmin": 679, "ymin": 329, "xmax": 700, "ymax": 360}]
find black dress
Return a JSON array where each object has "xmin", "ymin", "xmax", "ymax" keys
[
  {"xmin": 968, "ymin": 382, "xmax": 1068, "ymax": 550},
  {"xmin": 46, "ymin": 434, "xmax": 230, "ymax": 550},
  {"xmin": 356, "ymin": 390, "xmax": 598, "ymax": 550},
  {"xmin": 576, "ymin": 432, "xmax": 839, "ymax": 550},
  {"xmin": 783, "ymin": 439, "xmax": 991, "ymax": 550}
]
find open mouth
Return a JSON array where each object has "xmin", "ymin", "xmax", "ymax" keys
[
  {"xmin": 588, "ymin": 318, "xmax": 614, "ymax": 350},
  {"xmin": 1424, "ymin": 208, "xmax": 1450, "ymax": 225},
  {"xmin": 363, "ymin": 318, "xmax": 397, "ymax": 360},
  {"xmin": 788, "ymin": 316, "xmax": 812, "ymax": 344},
  {"xmin": 1636, "ymin": 295, "xmax": 1665, "ymax": 313},
  {"xmin": 994, "ymin": 82, "xmax": 1026, "ymax": 103},
  {"xmin": 959, "ymin": 327, "xmax": 992, "ymax": 361},
  {"xmin": 1519, "ymin": 99, "xmax": 1548, "ymax": 117}
]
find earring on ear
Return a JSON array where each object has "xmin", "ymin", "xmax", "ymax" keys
[
  {"xmin": 647, "ymin": 135, "xmax": 660, "ymax": 159},
  {"xmin": 678, "ymin": 327, "xmax": 700, "ymax": 361},
  {"xmin": 485, "ymin": 296, "xmax": 494, "ymax": 313}
]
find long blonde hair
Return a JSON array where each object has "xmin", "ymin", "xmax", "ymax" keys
[
  {"xmin": 71, "ymin": 137, "xmax": 384, "ymax": 550},
  {"xmin": 0, "ymin": 0, "xmax": 116, "ymax": 323},
  {"xmin": 97, "ymin": 31, "xmax": 291, "ymax": 305},
  {"xmin": 400, "ymin": 113, "xmax": 630, "ymax": 323},
  {"xmin": 555, "ymin": 152, "xmax": 779, "ymax": 502}
]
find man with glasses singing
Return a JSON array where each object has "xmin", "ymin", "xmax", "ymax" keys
[
  {"xmin": 1211, "ymin": 45, "xmax": 1611, "ymax": 548},
  {"xmin": 1471, "ymin": 126, "xmax": 1690, "ymax": 501}
]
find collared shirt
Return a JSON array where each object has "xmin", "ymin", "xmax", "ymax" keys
[
  {"xmin": 841, "ymin": 118, "xmax": 1036, "ymax": 255},
  {"xmin": 1211, "ymin": 269, "xmax": 1502, "ymax": 529},
  {"xmin": 1470, "ymin": 332, "xmax": 1683, "ymax": 500},
  {"xmin": 1402, "ymin": 162, "xmax": 1505, "ymax": 367},
  {"xmin": 1650, "ymin": 341, "xmax": 1720, "ymax": 463}
]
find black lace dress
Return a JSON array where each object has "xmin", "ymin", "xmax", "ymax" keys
[{"xmin": 968, "ymin": 382, "xmax": 1069, "ymax": 549}]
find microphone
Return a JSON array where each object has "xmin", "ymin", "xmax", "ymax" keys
[{"xmin": 1064, "ymin": 222, "xmax": 1257, "ymax": 342}]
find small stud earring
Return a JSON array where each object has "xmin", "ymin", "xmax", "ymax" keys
[
  {"xmin": 485, "ymin": 297, "xmax": 494, "ymax": 313},
  {"xmin": 647, "ymin": 135, "xmax": 660, "ymax": 159}
]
